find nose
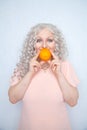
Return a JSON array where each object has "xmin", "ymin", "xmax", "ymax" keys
[{"xmin": 42, "ymin": 41, "xmax": 47, "ymax": 48}]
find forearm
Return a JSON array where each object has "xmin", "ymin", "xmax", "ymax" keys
[
  {"xmin": 56, "ymin": 71, "xmax": 79, "ymax": 106},
  {"xmin": 8, "ymin": 71, "xmax": 33, "ymax": 104}
]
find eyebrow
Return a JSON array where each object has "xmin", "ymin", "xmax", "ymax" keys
[
  {"xmin": 47, "ymin": 37, "xmax": 54, "ymax": 39},
  {"xmin": 36, "ymin": 36, "xmax": 54, "ymax": 39}
]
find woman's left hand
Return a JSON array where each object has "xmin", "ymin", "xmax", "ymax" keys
[{"xmin": 50, "ymin": 51, "xmax": 61, "ymax": 74}]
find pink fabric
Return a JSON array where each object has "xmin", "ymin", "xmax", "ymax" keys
[
  {"xmin": 10, "ymin": 61, "xmax": 80, "ymax": 130},
  {"xmin": 61, "ymin": 61, "xmax": 80, "ymax": 87}
]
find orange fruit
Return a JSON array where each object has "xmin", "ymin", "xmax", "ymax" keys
[{"xmin": 39, "ymin": 48, "xmax": 51, "ymax": 61}]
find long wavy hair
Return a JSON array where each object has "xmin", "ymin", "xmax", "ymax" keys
[{"xmin": 15, "ymin": 23, "xmax": 68, "ymax": 78}]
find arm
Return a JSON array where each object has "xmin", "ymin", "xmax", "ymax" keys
[
  {"xmin": 8, "ymin": 71, "xmax": 33, "ymax": 104},
  {"xmin": 56, "ymin": 71, "xmax": 79, "ymax": 107},
  {"xmin": 50, "ymin": 51, "xmax": 79, "ymax": 107},
  {"xmin": 8, "ymin": 52, "xmax": 41, "ymax": 104}
]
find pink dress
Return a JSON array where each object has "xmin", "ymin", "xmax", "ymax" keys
[{"xmin": 10, "ymin": 60, "xmax": 80, "ymax": 130}]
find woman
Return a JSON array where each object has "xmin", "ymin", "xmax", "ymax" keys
[{"xmin": 8, "ymin": 23, "xmax": 80, "ymax": 130}]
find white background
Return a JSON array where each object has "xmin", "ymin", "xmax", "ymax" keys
[{"xmin": 0, "ymin": 0, "xmax": 87, "ymax": 130}]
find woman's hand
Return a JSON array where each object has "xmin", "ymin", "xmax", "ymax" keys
[
  {"xmin": 29, "ymin": 52, "xmax": 41, "ymax": 75},
  {"xmin": 50, "ymin": 51, "xmax": 61, "ymax": 75}
]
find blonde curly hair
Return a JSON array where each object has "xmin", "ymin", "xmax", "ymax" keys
[{"xmin": 15, "ymin": 23, "xmax": 68, "ymax": 78}]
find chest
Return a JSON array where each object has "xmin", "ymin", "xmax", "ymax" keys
[{"xmin": 23, "ymin": 69, "xmax": 64, "ymax": 103}]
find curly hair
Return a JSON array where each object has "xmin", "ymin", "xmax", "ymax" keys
[{"xmin": 15, "ymin": 23, "xmax": 68, "ymax": 78}]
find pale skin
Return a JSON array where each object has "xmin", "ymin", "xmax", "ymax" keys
[{"xmin": 8, "ymin": 28, "xmax": 79, "ymax": 106}]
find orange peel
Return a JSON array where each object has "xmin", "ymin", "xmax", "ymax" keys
[{"xmin": 39, "ymin": 48, "xmax": 51, "ymax": 61}]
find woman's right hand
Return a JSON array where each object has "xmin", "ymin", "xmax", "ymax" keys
[{"xmin": 29, "ymin": 52, "xmax": 41, "ymax": 76}]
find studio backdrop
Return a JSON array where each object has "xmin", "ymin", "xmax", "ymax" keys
[{"xmin": 0, "ymin": 0, "xmax": 87, "ymax": 130}]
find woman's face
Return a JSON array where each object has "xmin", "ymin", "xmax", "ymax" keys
[{"xmin": 35, "ymin": 28, "xmax": 56, "ymax": 52}]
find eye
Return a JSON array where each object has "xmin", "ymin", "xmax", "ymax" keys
[
  {"xmin": 47, "ymin": 39, "xmax": 54, "ymax": 42},
  {"xmin": 36, "ymin": 38, "xmax": 42, "ymax": 43}
]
